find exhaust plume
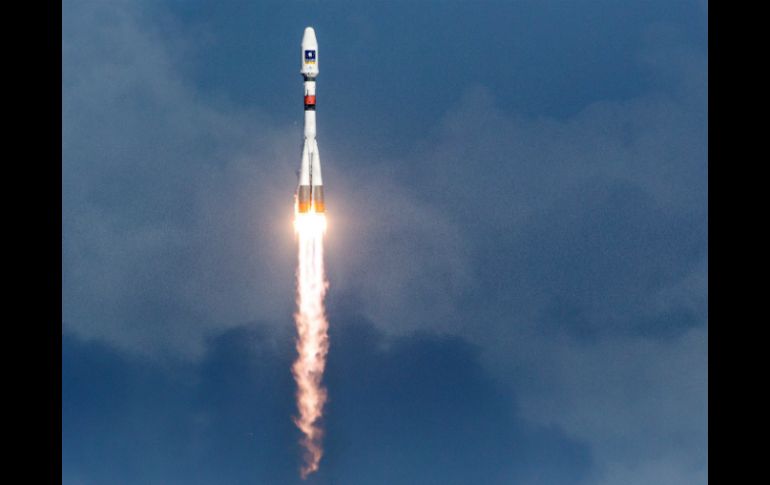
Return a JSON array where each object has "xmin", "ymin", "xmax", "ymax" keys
[{"xmin": 292, "ymin": 209, "xmax": 329, "ymax": 478}]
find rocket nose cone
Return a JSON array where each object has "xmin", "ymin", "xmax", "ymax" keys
[{"xmin": 302, "ymin": 27, "xmax": 317, "ymax": 48}]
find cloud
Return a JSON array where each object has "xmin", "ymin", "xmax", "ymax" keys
[
  {"xmin": 63, "ymin": 319, "xmax": 593, "ymax": 485},
  {"xmin": 62, "ymin": 0, "xmax": 472, "ymax": 359},
  {"xmin": 63, "ymin": 1, "xmax": 707, "ymax": 483},
  {"xmin": 333, "ymin": 16, "xmax": 707, "ymax": 485}
]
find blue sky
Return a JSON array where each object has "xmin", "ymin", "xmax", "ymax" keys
[{"xmin": 62, "ymin": 1, "xmax": 708, "ymax": 484}]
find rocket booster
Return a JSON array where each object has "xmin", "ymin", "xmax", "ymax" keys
[{"xmin": 297, "ymin": 27, "xmax": 324, "ymax": 213}]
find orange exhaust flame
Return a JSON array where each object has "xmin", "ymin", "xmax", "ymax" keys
[{"xmin": 292, "ymin": 206, "xmax": 329, "ymax": 478}]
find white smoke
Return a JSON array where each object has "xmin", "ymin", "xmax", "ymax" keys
[{"xmin": 291, "ymin": 212, "xmax": 329, "ymax": 478}]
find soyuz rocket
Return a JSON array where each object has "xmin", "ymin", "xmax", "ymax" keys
[{"xmin": 297, "ymin": 27, "xmax": 324, "ymax": 213}]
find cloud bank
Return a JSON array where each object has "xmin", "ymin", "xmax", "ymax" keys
[{"xmin": 63, "ymin": 1, "xmax": 707, "ymax": 483}]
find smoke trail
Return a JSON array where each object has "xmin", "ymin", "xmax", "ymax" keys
[{"xmin": 292, "ymin": 210, "xmax": 329, "ymax": 478}]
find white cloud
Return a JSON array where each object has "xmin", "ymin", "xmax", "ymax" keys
[{"xmin": 62, "ymin": 0, "xmax": 471, "ymax": 358}]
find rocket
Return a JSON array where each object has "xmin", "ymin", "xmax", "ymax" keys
[{"xmin": 297, "ymin": 27, "xmax": 324, "ymax": 213}]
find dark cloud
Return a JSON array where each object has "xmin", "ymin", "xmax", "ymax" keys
[
  {"xmin": 496, "ymin": 179, "xmax": 705, "ymax": 340},
  {"xmin": 322, "ymin": 318, "xmax": 592, "ymax": 485},
  {"xmin": 63, "ymin": 319, "xmax": 592, "ymax": 485}
]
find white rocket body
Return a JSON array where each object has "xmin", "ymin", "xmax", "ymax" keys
[{"xmin": 297, "ymin": 27, "xmax": 324, "ymax": 213}]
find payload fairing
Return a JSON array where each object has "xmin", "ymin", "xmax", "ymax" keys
[{"xmin": 297, "ymin": 27, "xmax": 324, "ymax": 213}]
